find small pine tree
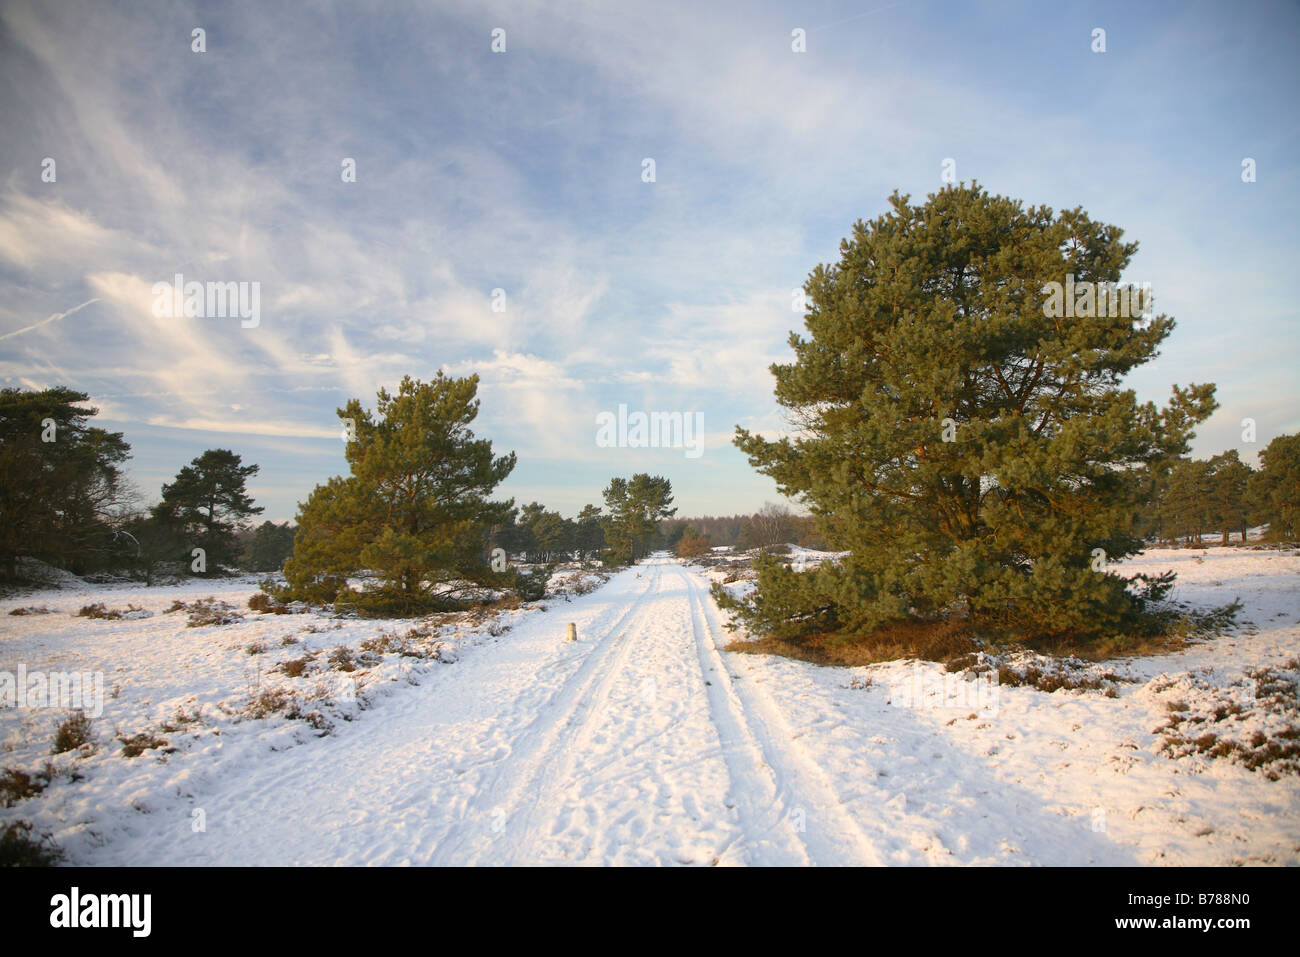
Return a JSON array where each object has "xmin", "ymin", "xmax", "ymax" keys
[{"xmin": 279, "ymin": 374, "xmax": 516, "ymax": 613}]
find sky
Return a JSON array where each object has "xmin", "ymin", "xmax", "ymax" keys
[{"xmin": 1, "ymin": 0, "xmax": 1297, "ymax": 522}]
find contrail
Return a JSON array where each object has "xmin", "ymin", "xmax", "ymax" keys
[
  {"xmin": 0, "ymin": 297, "xmax": 100, "ymax": 342},
  {"xmin": 809, "ymin": 1, "xmax": 912, "ymax": 32}
]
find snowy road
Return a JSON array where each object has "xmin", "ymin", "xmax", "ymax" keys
[{"xmin": 157, "ymin": 557, "xmax": 887, "ymax": 866}]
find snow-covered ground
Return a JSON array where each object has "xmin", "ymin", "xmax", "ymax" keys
[{"xmin": 1, "ymin": 548, "xmax": 1297, "ymax": 865}]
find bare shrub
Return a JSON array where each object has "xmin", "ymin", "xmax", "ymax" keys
[
  {"xmin": 246, "ymin": 689, "xmax": 299, "ymax": 719},
  {"xmin": 76, "ymin": 602, "xmax": 144, "ymax": 620},
  {"xmin": 0, "ymin": 767, "xmax": 51, "ymax": 807},
  {"xmin": 0, "ymin": 821, "xmax": 63, "ymax": 866},
  {"xmin": 51, "ymin": 711, "xmax": 93, "ymax": 754},
  {"xmin": 185, "ymin": 598, "xmax": 243, "ymax": 627},
  {"xmin": 276, "ymin": 655, "xmax": 315, "ymax": 678},
  {"xmin": 248, "ymin": 592, "xmax": 290, "ymax": 614},
  {"xmin": 118, "ymin": 732, "xmax": 171, "ymax": 758}
]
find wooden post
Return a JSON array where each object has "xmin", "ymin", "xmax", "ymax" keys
[{"xmin": 566, "ymin": 622, "xmax": 577, "ymax": 642}]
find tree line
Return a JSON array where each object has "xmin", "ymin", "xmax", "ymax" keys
[
  {"xmin": 0, "ymin": 382, "xmax": 682, "ymax": 606},
  {"xmin": 0, "ymin": 387, "xmax": 286, "ymax": 583},
  {"xmin": 1142, "ymin": 437, "xmax": 1299, "ymax": 545},
  {"xmin": 660, "ymin": 503, "xmax": 828, "ymax": 557}
]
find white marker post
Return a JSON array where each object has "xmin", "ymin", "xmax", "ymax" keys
[{"xmin": 566, "ymin": 622, "xmax": 577, "ymax": 642}]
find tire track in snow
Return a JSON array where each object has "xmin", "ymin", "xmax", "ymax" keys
[
  {"xmin": 489, "ymin": 561, "xmax": 674, "ymax": 864},
  {"xmin": 681, "ymin": 562, "xmax": 887, "ymax": 866},
  {"xmin": 428, "ymin": 560, "xmax": 664, "ymax": 864},
  {"xmin": 680, "ymin": 565, "xmax": 810, "ymax": 865}
]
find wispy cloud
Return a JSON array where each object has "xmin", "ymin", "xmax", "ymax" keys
[{"xmin": 0, "ymin": 0, "xmax": 1294, "ymax": 517}]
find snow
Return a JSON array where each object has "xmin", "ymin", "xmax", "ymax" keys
[{"xmin": 2, "ymin": 548, "xmax": 1297, "ymax": 865}]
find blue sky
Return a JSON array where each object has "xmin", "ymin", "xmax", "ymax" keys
[{"xmin": 1, "ymin": 0, "xmax": 1297, "ymax": 522}]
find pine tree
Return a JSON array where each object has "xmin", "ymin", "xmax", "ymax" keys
[
  {"xmin": 122, "ymin": 505, "xmax": 188, "ymax": 585},
  {"xmin": 513, "ymin": 502, "xmax": 573, "ymax": 561},
  {"xmin": 1164, "ymin": 458, "xmax": 1214, "ymax": 544},
  {"xmin": 1250, "ymin": 433, "xmax": 1300, "ymax": 541},
  {"xmin": 279, "ymin": 374, "xmax": 516, "ymax": 613},
  {"xmin": 243, "ymin": 520, "xmax": 297, "ymax": 572},
  {"xmin": 724, "ymin": 184, "xmax": 1216, "ymax": 644},
  {"xmin": 1206, "ymin": 450, "xmax": 1253, "ymax": 544},
  {"xmin": 600, "ymin": 474, "xmax": 675, "ymax": 564},
  {"xmin": 0, "ymin": 387, "xmax": 131, "ymax": 578},
  {"xmin": 159, "ymin": 449, "xmax": 263, "ymax": 573},
  {"xmin": 574, "ymin": 504, "xmax": 606, "ymax": 560}
]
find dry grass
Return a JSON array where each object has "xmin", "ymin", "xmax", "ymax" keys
[
  {"xmin": 550, "ymin": 571, "xmax": 608, "ymax": 600},
  {"xmin": 246, "ymin": 688, "xmax": 299, "ymax": 719},
  {"xmin": 8, "ymin": 606, "xmax": 54, "ymax": 616},
  {"xmin": 944, "ymin": 650, "xmax": 1130, "ymax": 696},
  {"xmin": 164, "ymin": 597, "xmax": 243, "ymax": 626},
  {"xmin": 358, "ymin": 624, "xmax": 459, "ymax": 663},
  {"xmin": 242, "ymin": 688, "xmax": 332, "ymax": 733},
  {"xmin": 726, "ymin": 618, "xmax": 979, "ymax": 667},
  {"xmin": 1157, "ymin": 661, "xmax": 1300, "ymax": 779},
  {"xmin": 185, "ymin": 598, "xmax": 242, "ymax": 627},
  {"xmin": 159, "ymin": 704, "xmax": 203, "ymax": 733},
  {"xmin": 118, "ymin": 732, "xmax": 171, "ymax": 758},
  {"xmin": 1028, "ymin": 629, "xmax": 1188, "ymax": 661},
  {"xmin": 360, "ymin": 628, "xmax": 430, "ymax": 659},
  {"xmin": 992, "ymin": 662, "xmax": 1123, "ymax": 696},
  {"xmin": 719, "ymin": 562, "xmax": 756, "ymax": 585}
]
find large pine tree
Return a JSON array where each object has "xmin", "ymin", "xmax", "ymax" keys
[{"xmin": 724, "ymin": 184, "xmax": 1216, "ymax": 644}]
